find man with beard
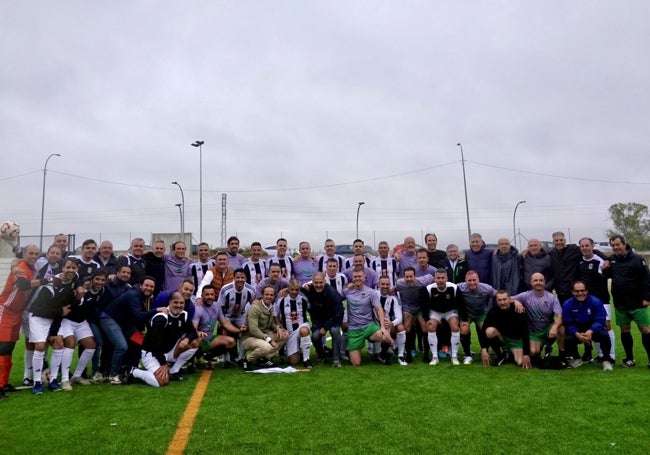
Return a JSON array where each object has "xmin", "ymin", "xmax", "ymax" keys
[{"xmin": 225, "ymin": 236, "xmax": 246, "ymax": 270}]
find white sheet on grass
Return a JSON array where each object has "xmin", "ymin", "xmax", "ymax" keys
[{"xmin": 247, "ymin": 366, "xmax": 303, "ymax": 374}]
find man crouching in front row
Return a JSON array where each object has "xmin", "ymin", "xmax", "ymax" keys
[
  {"xmin": 130, "ymin": 291, "xmax": 203, "ymax": 387},
  {"xmin": 483, "ymin": 290, "xmax": 532, "ymax": 369},
  {"xmin": 241, "ymin": 286, "xmax": 289, "ymax": 370}
]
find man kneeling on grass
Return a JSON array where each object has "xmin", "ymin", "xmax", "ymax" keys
[
  {"xmin": 130, "ymin": 292, "xmax": 203, "ymax": 387},
  {"xmin": 241, "ymin": 286, "xmax": 288, "ymax": 370},
  {"xmin": 483, "ymin": 290, "xmax": 532, "ymax": 369}
]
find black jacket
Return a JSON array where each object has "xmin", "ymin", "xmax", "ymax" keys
[{"xmin": 604, "ymin": 248, "xmax": 650, "ymax": 310}]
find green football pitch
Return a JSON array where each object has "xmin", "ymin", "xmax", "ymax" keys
[{"xmin": 2, "ymin": 334, "xmax": 650, "ymax": 455}]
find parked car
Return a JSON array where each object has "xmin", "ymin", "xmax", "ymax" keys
[
  {"xmin": 335, "ymin": 244, "xmax": 376, "ymax": 257},
  {"xmin": 594, "ymin": 241, "xmax": 613, "ymax": 254},
  {"xmin": 263, "ymin": 245, "xmax": 299, "ymax": 257},
  {"xmin": 392, "ymin": 243, "xmax": 425, "ymax": 254}
]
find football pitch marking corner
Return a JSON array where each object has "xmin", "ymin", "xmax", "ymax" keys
[{"xmin": 166, "ymin": 369, "xmax": 212, "ymax": 455}]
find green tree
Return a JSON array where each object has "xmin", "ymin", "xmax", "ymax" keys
[{"xmin": 607, "ymin": 202, "xmax": 650, "ymax": 250}]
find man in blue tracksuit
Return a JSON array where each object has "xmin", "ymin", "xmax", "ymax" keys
[{"xmin": 562, "ymin": 280, "xmax": 613, "ymax": 371}]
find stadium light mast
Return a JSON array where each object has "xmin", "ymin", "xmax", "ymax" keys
[
  {"xmin": 457, "ymin": 143, "xmax": 472, "ymax": 243},
  {"xmin": 191, "ymin": 140, "xmax": 205, "ymax": 242},
  {"xmin": 175, "ymin": 203, "xmax": 183, "ymax": 237},
  {"xmin": 39, "ymin": 153, "xmax": 61, "ymax": 251},
  {"xmin": 513, "ymin": 200, "xmax": 526, "ymax": 250},
  {"xmin": 356, "ymin": 201, "xmax": 365, "ymax": 239},
  {"xmin": 171, "ymin": 181, "xmax": 185, "ymax": 237}
]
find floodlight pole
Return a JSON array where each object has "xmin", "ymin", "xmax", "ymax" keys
[
  {"xmin": 457, "ymin": 143, "xmax": 472, "ymax": 242},
  {"xmin": 191, "ymin": 140, "xmax": 205, "ymax": 242},
  {"xmin": 356, "ymin": 202, "xmax": 365, "ymax": 239},
  {"xmin": 513, "ymin": 200, "xmax": 526, "ymax": 250},
  {"xmin": 175, "ymin": 204, "xmax": 183, "ymax": 236},
  {"xmin": 39, "ymin": 153, "xmax": 61, "ymax": 251},
  {"xmin": 171, "ymin": 181, "xmax": 185, "ymax": 237}
]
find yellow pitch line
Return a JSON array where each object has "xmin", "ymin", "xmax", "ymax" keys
[{"xmin": 166, "ymin": 369, "xmax": 212, "ymax": 455}]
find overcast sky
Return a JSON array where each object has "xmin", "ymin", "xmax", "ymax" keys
[{"xmin": 2, "ymin": 2, "xmax": 649, "ymax": 251}]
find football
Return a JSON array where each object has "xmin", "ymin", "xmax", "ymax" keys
[{"xmin": 0, "ymin": 220, "xmax": 21, "ymax": 240}]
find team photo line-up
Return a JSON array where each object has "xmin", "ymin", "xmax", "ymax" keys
[{"xmin": 1, "ymin": 230, "xmax": 649, "ymax": 397}]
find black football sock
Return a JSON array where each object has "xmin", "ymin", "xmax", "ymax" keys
[{"xmin": 621, "ymin": 331, "xmax": 634, "ymax": 360}]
